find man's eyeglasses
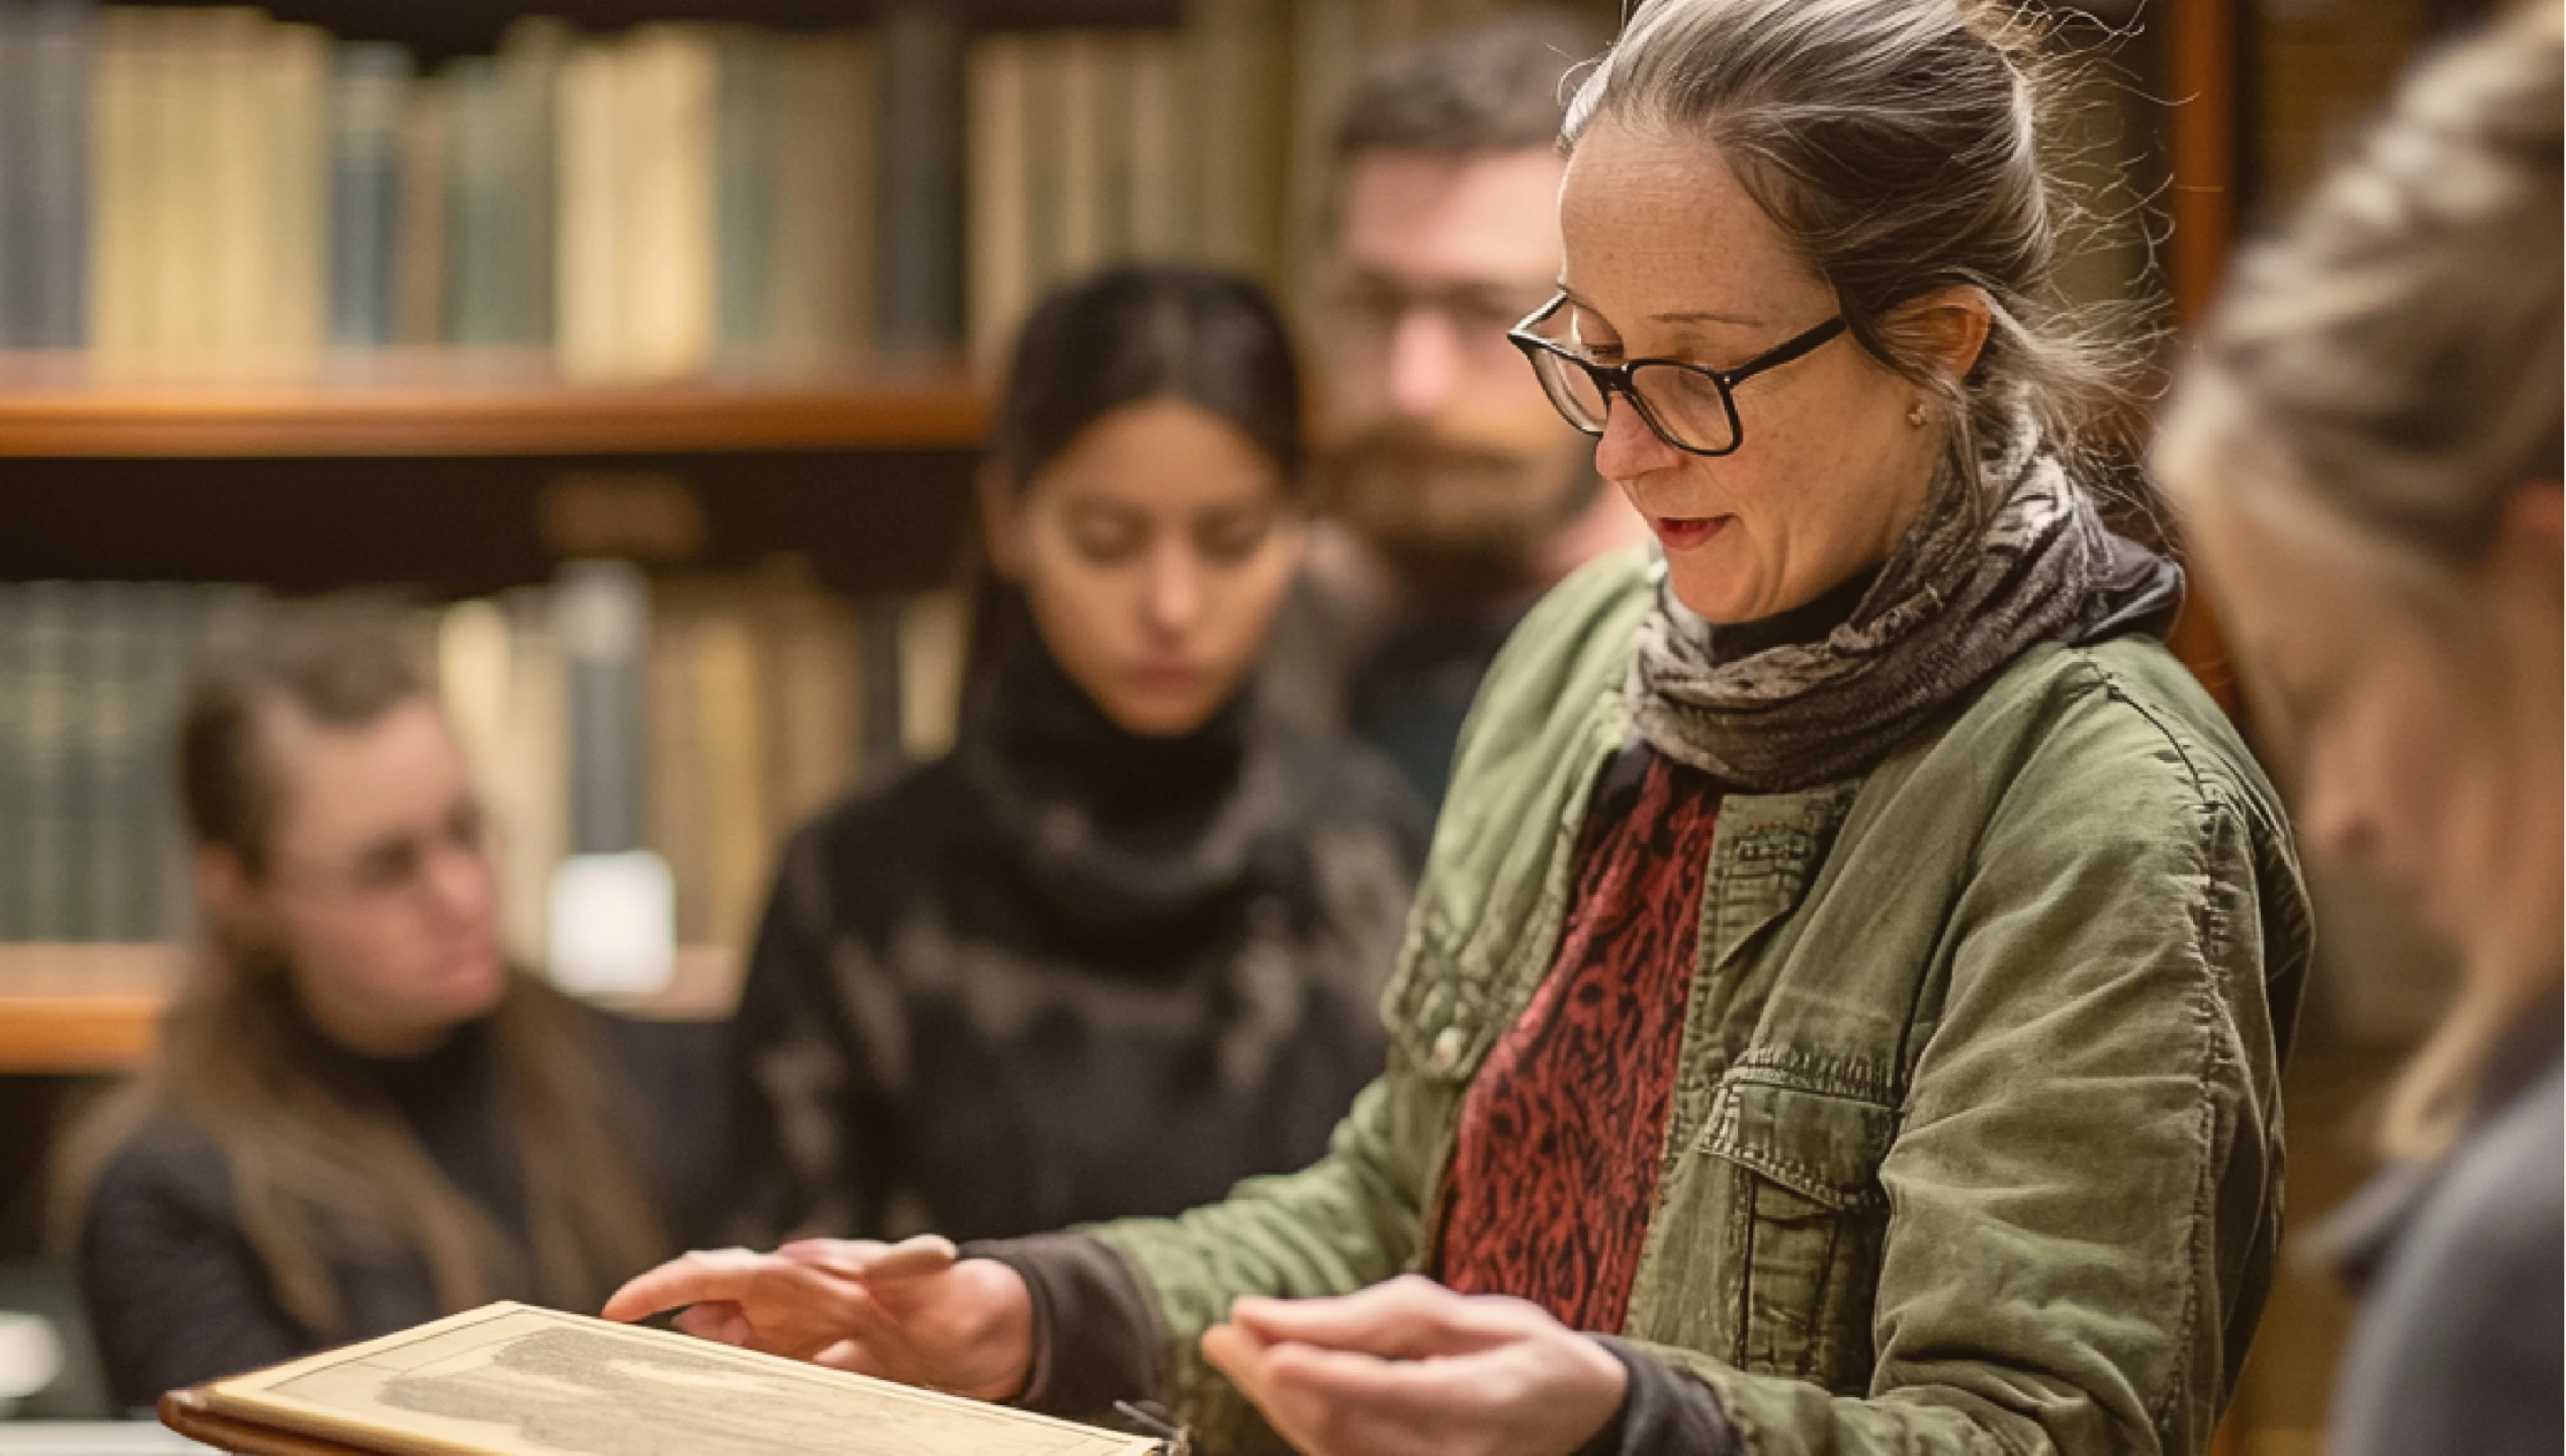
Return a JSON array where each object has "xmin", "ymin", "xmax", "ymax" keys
[
  {"xmin": 1323, "ymin": 273, "xmax": 1556, "ymax": 367},
  {"xmin": 1507, "ymin": 293, "xmax": 1847, "ymax": 457}
]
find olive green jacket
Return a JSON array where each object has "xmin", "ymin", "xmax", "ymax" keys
[{"xmin": 1088, "ymin": 550, "xmax": 2311, "ymax": 1456}]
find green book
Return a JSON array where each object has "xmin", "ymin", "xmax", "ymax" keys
[
  {"xmin": 18, "ymin": 582, "xmax": 73, "ymax": 940},
  {"xmin": 875, "ymin": 4, "xmax": 965, "ymax": 355},
  {"xmin": 444, "ymin": 55, "xmax": 516, "ymax": 346},
  {"xmin": 0, "ymin": 587, "xmax": 23, "ymax": 940},
  {"xmin": 713, "ymin": 27, "xmax": 781, "ymax": 365}
]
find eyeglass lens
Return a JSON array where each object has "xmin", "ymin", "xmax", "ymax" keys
[{"xmin": 1529, "ymin": 351, "xmax": 1740, "ymax": 453}]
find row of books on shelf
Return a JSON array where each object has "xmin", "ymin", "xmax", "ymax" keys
[
  {"xmin": 0, "ymin": 0, "xmax": 1513, "ymax": 384},
  {"xmin": 0, "ymin": 568, "xmax": 972, "ymax": 967}
]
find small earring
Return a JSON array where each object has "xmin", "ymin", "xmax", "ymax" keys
[{"xmin": 1906, "ymin": 401, "xmax": 1931, "ymax": 428}]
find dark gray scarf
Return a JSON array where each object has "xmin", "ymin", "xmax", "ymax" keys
[{"xmin": 1629, "ymin": 417, "xmax": 2181, "ymax": 791}]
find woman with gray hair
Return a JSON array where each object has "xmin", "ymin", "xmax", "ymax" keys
[
  {"xmin": 607, "ymin": 4, "xmax": 2309, "ymax": 1453},
  {"xmin": 2156, "ymin": 8, "xmax": 2562, "ymax": 1453}
]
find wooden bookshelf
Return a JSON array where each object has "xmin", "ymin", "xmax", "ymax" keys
[
  {"xmin": 0, "ymin": 360, "xmax": 988, "ymax": 459},
  {"xmin": 0, "ymin": 944, "xmax": 744, "ymax": 1076}
]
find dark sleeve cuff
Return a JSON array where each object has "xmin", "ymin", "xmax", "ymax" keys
[
  {"xmin": 1571, "ymin": 1336, "xmax": 1744, "ymax": 1456},
  {"xmin": 962, "ymin": 1232, "xmax": 1166, "ymax": 1424}
]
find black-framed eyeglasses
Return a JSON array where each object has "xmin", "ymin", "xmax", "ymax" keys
[{"xmin": 1507, "ymin": 293, "xmax": 1847, "ymax": 457}]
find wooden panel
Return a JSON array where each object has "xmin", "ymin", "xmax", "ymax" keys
[
  {"xmin": 2168, "ymin": 0, "xmax": 2243, "ymax": 328},
  {"xmin": 0, "ymin": 450, "xmax": 977, "ymax": 598},
  {"xmin": 0, "ymin": 944, "xmax": 741, "ymax": 1076},
  {"xmin": 0, "ymin": 364, "xmax": 987, "ymax": 459}
]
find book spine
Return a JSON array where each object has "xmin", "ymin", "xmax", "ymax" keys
[
  {"xmin": 1122, "ymin": 31, "xmax": 1189, "ymax": 259},
  {"xmin": 874, "ymin": 3, "xmax": 965, "ymax": 356},
  {"xmin": 622, "ymin": 26, "xmax": 716, "ymax": 382},
  {"xmin": 896, "ymin": 591, "xmax": 967, "ymax": 765},
  {"xmin": 84, "ymin": 8, "xmax": 139, "ymax": 367},
  {"xmin": 964, "ymin": 32, "xmax": 1031, "ymax": 368},
  {"xmin": 556, "ymin": 560, "xmax": 650, "ymax": 856},
  {"xmin": 79, "ymin": 582, "xmax": 137, "ymax": 940},
  {"xmin": 0, "ymin": 586, "xmax": 21, "ymax": 940},
  {"xmin": 392, "ymin": 75, "xmax": 450, "ymax": 346},
  {"xmin": 138, "ymin": 583, "xmax": 195, "ymax": 942},
  {"xmin": 760, "ymin": 582, "xmax": 861, "ymax": 831},
  {"xmin": 27, "ymin": 0, "xmax": 92, "ymax": 350},
  {"xmin": 691, "ymin": 604, "xmax": 768, "ymax": 952},
  {"xmin": 262, "ymin": 22, "xmax": 330, "ymax": 375},
  {"xmin": 767, "ymin": 33, "xmax": 873, "ymax": 373},
  {"xmin": 552, "ymin": 41, "xmax": 618, "ymax": 376},
  {"xmin": 327, "ymin": 41, "xmax": 410, "ymax": 349},
  {"xmin": 644, "ymin": 602, "xmax": 708, "ymax": 947},
  {"xmin": 18, "ymin": 582, "xmax": 72, "ymax": 940},
  {"xmin": 713, "ymin": 29, "xmax": 780, "ymax": 364},
  {"xmin": 443, "ymin": 55, "xmax": 515, "ymax": 346},
  {"xmin": 199, "ymin": 8, "xmax": 263, "ymax": 374},
  {"xmin": 1187, "ymin": 0, "xmax": 1291, "ymax": 285},
  {"xmin": 0, "ymin": 2, "xmax": 30, "ymax": 347},
  {"xmin": 497, "ymin": 15, "xmax": 567, "ymax": 348},
  {"xmin": 1054, "ymin": 32, "xmax": 1107, "ymax": 277},
  {"xmin": 499, "ymin": 586, "xmax": 567, "ymax": 967}
]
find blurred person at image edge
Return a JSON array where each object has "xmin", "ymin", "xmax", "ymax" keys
[
  {"xmin": 710, "ymin": 264, "xmax": 1428, "ymax": 1252},
  {"xmin": 2156, "ymin": 5, "xmax": 2564, "ymax": 1452},
  {"xmin": 54, "ymin": 607, "xmax": 675, "ymax": 1411}
]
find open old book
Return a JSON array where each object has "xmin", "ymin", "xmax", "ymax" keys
[{"xmin": 157, "ymin": 1303, "xmax": 1167, "ymax": 1456}]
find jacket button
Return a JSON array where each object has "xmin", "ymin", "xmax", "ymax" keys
[{"xmin": 1430, "ymin": 1026, "xmax": 1466, "ymax": 1072}]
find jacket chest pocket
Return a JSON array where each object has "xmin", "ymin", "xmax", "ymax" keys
[{"xmin": 1697, "ymin": 1069, "xmax": 1898, "ymax": 1393}]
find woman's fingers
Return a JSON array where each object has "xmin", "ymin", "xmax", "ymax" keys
[
  {"xmin": 1207, "ymin": 1292, "xmax": 1627, "ymax": 1456},
  {"xmin": 1229, "ymin": 1276, "xmax": 1521, "ymax": 1361},
  {"xmin": 672, "ymin": 1300, "xmax": 753, "ymax": 1346},
  {"xmin": 780, "ymin": 1234, "xmax": 957, "ymax": 1284},
  {"xmin": 1204, "ymin": 1325, "xmax": 1452, "ymax": 1456},
  {"xmin": 600, "ymin": 1247, "xmax": 777, "ymax": 1323},
  {"xmin": 811, "ymin": 1338, "xmax": 891, "ymax": 1377}
]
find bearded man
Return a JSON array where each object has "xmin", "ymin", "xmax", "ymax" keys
[{"xmin": 1279, "ymin": 8, "xmax": 1644, "ymax": 805}]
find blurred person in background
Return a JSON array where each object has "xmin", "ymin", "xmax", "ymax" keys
[
  {"xmin": 1279, "ymin": 6, "xmax": 1647, "ymax": 806},
  {"xmin": 610, "ymin": 4, "xmax": 2308, "ymax": 1453},
  {"xmin": 54, "ymin": 605, "xmax": 671, "ymax": 1410},
  {"xmin": 2156, "ymin": 7, "xmax": 2562, "ymax": 1452},
  {"xmin": 713, "ymin": 263, "xmax": 1427, "ymax": 1251}
]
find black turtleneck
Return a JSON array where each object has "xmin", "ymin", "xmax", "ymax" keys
[
  {"xmin": 79, "ymin": 1015, "xmax": 530, "ymax": 1411},
  {"xmin": 1702, "ymin": 565, "xmax": 1882, "ymax": 666},
  {"xmin": 716, "ymin": 607, "xmax": 1429, "ymax": 1248}
]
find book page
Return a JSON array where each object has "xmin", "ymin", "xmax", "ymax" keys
[{"xmin": 204, "ymin": 1303, "xmax": 1159, "ymax": 1456}]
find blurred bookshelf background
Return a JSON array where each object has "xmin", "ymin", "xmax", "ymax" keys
[{"xmin": 0, "ymin": 0, "xmax": 2496, "ymax": 1443}]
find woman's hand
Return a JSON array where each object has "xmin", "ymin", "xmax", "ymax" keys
[
  {"xmin": 1199, "ymin": 1275, "xmax": 1627, "ymax": 1456},
  {"xmin": 599, "ymin": 1235, "xmax": 1035, "ymax": 1402}
]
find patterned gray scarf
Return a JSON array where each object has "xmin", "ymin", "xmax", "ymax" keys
[{"xmin": 1629, "ymin": 417, "xmax": 2144, "ymax": 791}]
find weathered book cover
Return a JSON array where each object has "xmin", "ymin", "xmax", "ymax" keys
[{"xmin": 168, "ymin": 1302, "xmax": 1163, "ymax": 1456}]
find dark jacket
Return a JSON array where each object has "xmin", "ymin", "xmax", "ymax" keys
[
  {"xmin": 77, "ymin": 1008, "xmax": 703, "ymax": 1412},
  {"xmin": 2323, "ymin": 1005, "xmax": 2563, "ymax": 1456},
  {"xmin": 715, "ymin": 625, "xmax": 1428, "ymax": 1246}
]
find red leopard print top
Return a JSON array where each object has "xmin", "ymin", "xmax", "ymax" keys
[{"xmin": 1435, "ymin": 746, "xmax": 1723, "ymax": 1333}]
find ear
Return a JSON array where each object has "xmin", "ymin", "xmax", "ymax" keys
[
  {"xmin": 195, "ymin": 842, "xmax": 260, "ymax": 937},
  {"xmin": 1888, "ymin": 285, "xmax": 1994, "ymax": 386},
  {"xmin": 2504, "ymin": 479, "xmax": 2562, "ymax": 551},
  {"xmin": 977, "ymin": 463, "xmax": 1030, "ymax": 583},
  {"xmin": 2495, "ymin": 479, "xmax": 2563, "ymax": 596}
]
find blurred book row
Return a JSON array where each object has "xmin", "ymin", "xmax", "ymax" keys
[
  {"xmin": 0, "ymin": 570, "xmax": 970, "ymax": 964},
  {"xmin": 0, "ymin": 0, "xmax": 1518, "ymax": 383}
]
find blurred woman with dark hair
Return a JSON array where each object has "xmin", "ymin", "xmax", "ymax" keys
[
  {"xmin": 58, "ymin": 605, "xmax": 671, "ymax": 1410},
  {"xmin": 715, "ymin": 263, "xmax": 1428, "ymax": 1249}
]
